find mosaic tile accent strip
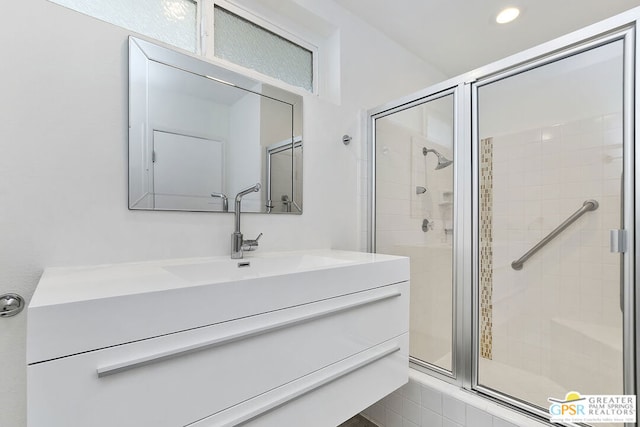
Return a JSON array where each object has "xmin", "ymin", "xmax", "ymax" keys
[{"xmin": 479, "ymin": 137, "xmax": 493, "ymax": 360}]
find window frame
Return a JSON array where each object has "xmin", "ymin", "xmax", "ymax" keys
[
  {"xmin": 46, "ymin": 0, "xmax": 322, "ymax": 94},
  {"xmin": 200, "ymin": 0, "xmax": 319, "ymax": 94}
]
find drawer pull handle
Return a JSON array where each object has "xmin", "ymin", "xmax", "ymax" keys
[
  {"xmin": 198, "ymin": 342, "xmax": 401, "ymax": 427},
  {"xmin": 97, "ymin": 290, "xmax": 401, "ymax": 378}
]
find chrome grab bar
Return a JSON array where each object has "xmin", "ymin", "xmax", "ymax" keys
[{"xmin": 511, "ymin": 199, "xmax": 599, "ymax": 270}]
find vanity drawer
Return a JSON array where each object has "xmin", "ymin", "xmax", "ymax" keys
[
  {"xmin": 28, "ymin": 282, "xmax": 409, "ymax": 427},
  {"xmin": 193, "ymin": 334, "xmax": 409, "ymax": 427}
]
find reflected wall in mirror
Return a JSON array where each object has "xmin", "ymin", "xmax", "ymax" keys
[{"xmin": 128, "ymin": 37, "xmax": 303, "ymax": 213}]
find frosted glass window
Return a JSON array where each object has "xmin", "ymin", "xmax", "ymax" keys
[
  {"xmin": 214, "ymin": 6, "xmax": 313, "ymax": 92},
  {"xmin": 49, "ymin": 0, "xmax": 197, "ymax": 52}
]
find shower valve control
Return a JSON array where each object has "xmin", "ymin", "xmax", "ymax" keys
[{"xmin": 422, "ymin": 219, "xmax": 434, "ymax": 232}]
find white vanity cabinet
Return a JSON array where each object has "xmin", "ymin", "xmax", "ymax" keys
[{"xmin": 27, "ymin": 250, "xmax": 409, "ymax": 427}]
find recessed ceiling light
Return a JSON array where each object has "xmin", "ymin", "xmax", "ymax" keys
[{"xmin": 496, "ymin": 7, "xmax": 520, "ymax": 24}]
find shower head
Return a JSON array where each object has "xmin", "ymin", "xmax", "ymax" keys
[{"xmin": 423, "ymin": 147, "xmax": 453, "ymax": 170}]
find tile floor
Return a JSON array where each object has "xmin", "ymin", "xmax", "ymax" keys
[{"xmin": 338, "ymin": 414, "xmax": 378, "ymax": 427}]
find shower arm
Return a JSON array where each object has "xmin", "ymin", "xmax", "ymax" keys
[
  {"xmin": 423, "ymin": 147, "xmax": 453, "ymax": 170},
  {"xmin": 511, "ymin": 199, "xmax": 598, "ymax": 270}
]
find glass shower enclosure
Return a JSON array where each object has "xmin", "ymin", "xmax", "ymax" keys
[
  {"xmin": 369, "ymin": 11, "xmax": 636, "ymax": 426},
  {"xmin": 374, "ymin": 92, "xmax": 456, "ymax": 375}
]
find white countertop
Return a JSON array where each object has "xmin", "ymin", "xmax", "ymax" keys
[
  {"xmin": 28, "ymin": 249, "xmax": 409, "ymax": 364},
  {"xmin": 30, "ymin": 250, "xmax": 402, "ymax": 307}
]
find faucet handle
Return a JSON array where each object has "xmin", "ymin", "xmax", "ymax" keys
[{"xmin": 242, "ymin": 233, "xmax": 263, "ymax": 251}]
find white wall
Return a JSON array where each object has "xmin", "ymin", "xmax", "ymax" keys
[{"xmin": 0, "ymin": 0, "xmax": 445, "ymax": 425}]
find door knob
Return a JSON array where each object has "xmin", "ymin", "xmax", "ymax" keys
[{"xmin": 0, "ymin": 293, "xmax": 25, "ymax": 317}]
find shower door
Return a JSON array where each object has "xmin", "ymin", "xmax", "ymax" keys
[
  {"xmin": 473, "ymin": 32, "xmax": 633, "ymax": 424},
  {"xmin": 373, "ymin": 91, "xmax": 457, "ymax": 376}
]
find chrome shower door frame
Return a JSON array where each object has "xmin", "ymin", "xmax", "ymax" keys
[
  {"xmin": 469, "ymin": 22, "xmax": 636, "ymax": 423},
  {"xmin": 368, "ymin": 85, "xmax": 464, "ymax": 383},
  {"xmin": 367, "ymin": 6, "xmax": 639, "ymax": 425}
]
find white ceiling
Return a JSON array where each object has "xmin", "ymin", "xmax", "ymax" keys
[{"xmin": 333, "ymin": 0, "xmax": 640, "ymax": 76}]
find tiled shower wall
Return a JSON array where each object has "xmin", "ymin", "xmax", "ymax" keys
[
  {"xmin": 375, "ymin": 118, "xmax": 453, "ymax": 254},
  {"xmin": 484, "ymin": 113, "xmax": 623, "ymax": 401}
]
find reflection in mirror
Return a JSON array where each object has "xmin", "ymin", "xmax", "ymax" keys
[
  {"xmin": 266, "ymin": 137, "xmax": 302, "ymax": 213},
  {"xmin": 128, "ymin": 37, "xmax": 303, "ymax": 213}
]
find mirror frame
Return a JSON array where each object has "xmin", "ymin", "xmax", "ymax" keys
[{"xmin": 128, "ymin": 36, "xmax": 303, "ymax": 214}]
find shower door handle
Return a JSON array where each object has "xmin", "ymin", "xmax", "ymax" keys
[
  {"xmin": 609, "ymin": 229, "xmax": 627, "ymax": 253},
  {"xmin": 610, "ymin": 229, "xmax": 627, "ymax": 313}
]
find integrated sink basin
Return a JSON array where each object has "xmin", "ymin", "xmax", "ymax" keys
[
  {"xmin": 163, "ymin": 252, "xmax": 353, "ymax": 283},
  {"xmin": 27, "ymin": 249, "xmax": 410, "ymax": 427},
  {"xmin": 28, "ymin": 249, "xmax": 408, "ymax": 364}
]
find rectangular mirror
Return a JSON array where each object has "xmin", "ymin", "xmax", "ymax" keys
[{"xmin": 128, "ymin": 37, "xmax": 303, "ymax": 213}]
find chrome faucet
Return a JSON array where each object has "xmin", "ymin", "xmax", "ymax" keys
[
  {"xmin": 210, "ymin": 192, "xmax": 229, "ymax": 212},
  {"xmin": 231, "ymin": 183, "xmax": 262, "ymax": 259}
]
